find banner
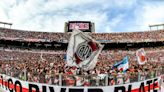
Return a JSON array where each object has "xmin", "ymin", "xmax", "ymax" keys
[
  {"xmin": 0, "ymin": 74, "xmax": 162, "ymax": 92},
  {"xmin": 136, "ymin": 48, "xmax": 147, "ymax": 65},
  {"xmin": 66, "ymin": 29, "xmax": 103, "ymax": 70}
]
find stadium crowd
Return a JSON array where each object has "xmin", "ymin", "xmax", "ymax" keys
[
  {"xmin": 1, "ymin": 27, "xmax": 164, "ymax": 42},
  {"xmin": 0, "ymin": 27, "xmax": 164, "ymax": 86},
  {"xmin": 0, "ymin": 47, "xmax": 164, "ymax": 86}
]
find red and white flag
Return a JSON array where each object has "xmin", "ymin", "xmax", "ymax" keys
[
  {"xmin": 136, "ymin": 48, "xmax": 147, "ymax": 65},
  {"xmin": 66, "ymin": 29, "xmax": 103, "ymax": 70}
]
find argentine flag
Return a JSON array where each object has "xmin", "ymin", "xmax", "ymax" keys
[{"xmin": 113, "ymin": 56, "xmax": 129, "ymax": 72}]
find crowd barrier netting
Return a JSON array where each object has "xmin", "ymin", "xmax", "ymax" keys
[{"xmin": 0, "ymin": 68, "xmax": 164, "ymax": 86}]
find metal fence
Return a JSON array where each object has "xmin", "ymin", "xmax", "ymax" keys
[{"xmin": 0, "ymin": 67, "xmax": 164, "ymax": 86}]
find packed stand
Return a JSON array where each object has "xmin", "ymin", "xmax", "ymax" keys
[
  {"xmin": 1, "ymin": 27, "xmax": 164, "ymax": 43},
  {"xmin": 0, "ymin": 47, "xmax": 164, "ymax": 86}
]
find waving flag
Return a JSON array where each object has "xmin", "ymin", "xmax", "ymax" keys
[
  {"xmin": 136, "ymin": 48, "xmax": 147, "ymax": 65},
  {"xmin": 66, "ymin": 29, "xmax": 103, "ymax": 70},
  {"xmin": 113, "ymin": 56, "xmax": 129, "ymax": 72}
]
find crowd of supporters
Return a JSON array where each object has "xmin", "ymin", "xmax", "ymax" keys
[
  {"xmin": 0, "ymin": 46, "xmax": 164, "ymax": 86},
  {"xmin": 1, "ymin": 27, "xmax": 164, "ymax": 42},
  {"xmin": 0, "ymin": 27, "xmax": 164, "ymax": 86}
]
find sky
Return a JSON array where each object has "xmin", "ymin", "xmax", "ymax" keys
[{"xmin": 0, "ymin": 0, "xmax": 164, "ymax": 33}]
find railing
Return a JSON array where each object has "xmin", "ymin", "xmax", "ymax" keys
[{"xmin": 0, "ymin": 67, "xmax": 164, "ymax": 87}]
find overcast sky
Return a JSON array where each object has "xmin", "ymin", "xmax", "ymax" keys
[{"xmin": 0, "ymin": 0, "xmax": 164, "ymax": 33}]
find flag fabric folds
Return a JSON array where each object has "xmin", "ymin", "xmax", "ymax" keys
[
  {"xmin": 136, "ymin": 48, "xmax": 147, "ymax": 65},
  {"xmin": 66, "ymin": 29, "xmax": 103, "ymax": 70},
  {"xmin": 113, "ymin": 56, "xmax": 129, "ymax": 72}
]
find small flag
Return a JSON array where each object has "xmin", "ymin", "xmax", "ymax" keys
[
  {"xmin": 113, "ymin": 56, "xmax": 129, "ymax": 72},
  {"xmin": 136, "ymin": 48, "xmax": 147, "ymax": 65}
]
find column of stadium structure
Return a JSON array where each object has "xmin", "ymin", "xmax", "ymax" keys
[
  {"xmin": 59, "ymin": 74, "xmax": 62, "ymax": 86},
  {"xmin": 22, "ymin": 67, "xmax": 27, "ymax": 81},
  {"xmin": 105, "ymin": 74, "xmax": 108, "ymax": 86},
  {"xmin": 40, "ymin": 52, "xmax": 44, "ymax": 62}
]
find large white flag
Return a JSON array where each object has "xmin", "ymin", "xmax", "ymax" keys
[
  {"xmin": 66, "ymin": 29, "xmax": 103, "ymax": 70},
  {"xmin": 136, "ymin": 48, "xmax": 147, "ymax": 65}
]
